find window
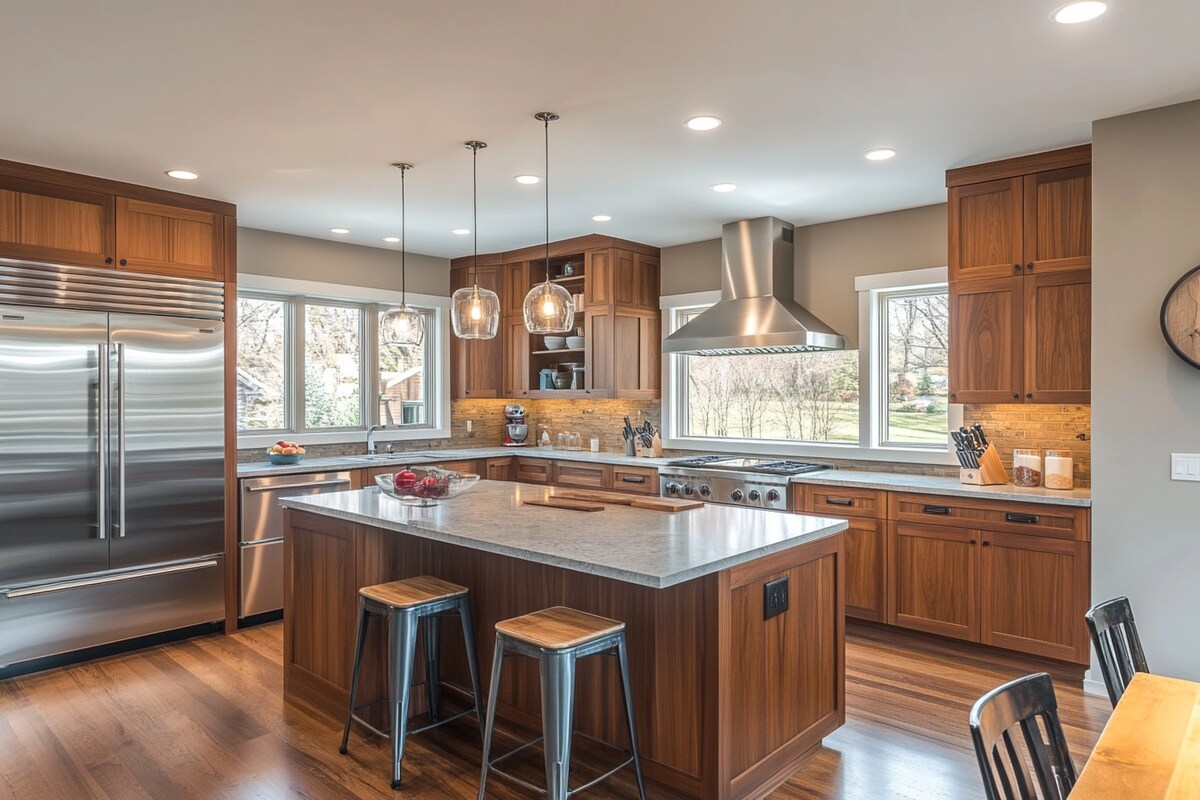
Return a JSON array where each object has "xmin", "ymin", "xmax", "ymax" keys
[
  {"xmin": 236, "ymin": 291, "xmax": 438, "ymax": 438},
  {"xmin": 679, "ymin": 309, "xmax": 860, "ymax": 443},
  {"xmin": 665, "ymin": 271, "xmax": 953, "ymax": 458}
]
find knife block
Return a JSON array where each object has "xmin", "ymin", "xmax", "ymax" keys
[
  {"xmin": 960, "ymin": 443, "xmax": 1008, "ymax": 486},
  {"xmin": 635, "ymin": 433, "xmax": 663, "ymax": 458}
]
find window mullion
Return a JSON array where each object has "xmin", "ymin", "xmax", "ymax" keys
[{"xmin": 292, "ymin": 296, "xmax": 305, "ymax": 434}]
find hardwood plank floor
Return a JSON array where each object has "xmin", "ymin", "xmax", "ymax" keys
[{"xmin": 0, "ymin": 621, "xmax": 1111, "ymax": 799}]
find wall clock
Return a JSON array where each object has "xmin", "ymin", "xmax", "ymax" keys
[{"xmin": 1161, "ymin": 264, "xmax": 1200, "ymax": 369}]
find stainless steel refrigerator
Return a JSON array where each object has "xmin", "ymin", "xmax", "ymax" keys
[{"xmin": 0, "ymin": 259, "xmax": 225, "ymax": 675}]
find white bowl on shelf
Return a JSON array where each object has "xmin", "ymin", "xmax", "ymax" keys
[
  {"xmin": 566, "ymin": 335, "xmax": 585, "ymax": 349},
  {"xmin": 544, "ymin": 335, "xmax": 566, "ymax": 351}
]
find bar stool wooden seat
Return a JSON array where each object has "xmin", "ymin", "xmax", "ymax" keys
[
  {"xmin": 478, "ymin": 606, "xmax": 646, "ymax": 800},
  {"xmin": 339, "ymin": 576, "xmax": 483, "ymax": 789}
]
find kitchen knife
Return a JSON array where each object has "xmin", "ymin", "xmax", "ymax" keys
[{"xmin": 972, "ymin": 423, "xmax": 989, "ymax": 448}]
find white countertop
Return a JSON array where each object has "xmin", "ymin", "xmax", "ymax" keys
[
  {"xmin": 279, "ymin": 481, "xmax": 847, "ymax": 589},
  {"xmin": 790, "ymin": 470, "xmax": 1092, "ymax": 507}
]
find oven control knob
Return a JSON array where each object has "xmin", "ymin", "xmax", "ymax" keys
[
  {"xmin": 730, "ymin": 489, "xmax": 744, "ymax": 502},
  {"xmin": 766, "ymin": 489, "xmax": 781, "ymax": 503},
  {"xmin": 683, "ymin": 483, "xmax": 695, "ymax": 496},
  {"xmin": 699, "ymin": 484, "xmax": 712, "ymax": 497},
  {"xmin": 748, "ymin": 489, "xmax": 761, "ymax": 502},
  {"xmin": 665, "ymin": 482, "xmax": 680, "ymax": 496}
]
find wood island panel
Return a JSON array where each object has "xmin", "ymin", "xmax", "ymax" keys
[{"xmin": 283, "ymin": 509, "xmax": 844, "ymax": 799}]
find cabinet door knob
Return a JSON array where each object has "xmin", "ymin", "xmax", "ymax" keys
[
  {"xmin": 104, "ymin": 256, "xmax": 114, "ymax": 265},
  {"xmin": 1026, "ymin": 262, "xmax": 1035, "ymax": 271},
  {"xmin": 119, "ymin": 258, "xmax": 127, "ymax": 266},
  {"xmin": 969, "ymin": 539, "xmax": 977, "ymax": 545},
  {"xmin": 1013, "ymin": 393, "xmax": 1020, "ymax": 399},
  {"xmin": 1025, "ymin": 392, "xmax": 1033, "ymax": 399},
  {"xmin": 982, "ymin": 540, "xmax": 991, "ymax": 547},
  {"xmin": 1013, "ymin": 263, "xmax": 1021, "ymax": 273}
]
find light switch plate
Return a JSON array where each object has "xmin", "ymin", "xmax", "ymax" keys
[{"xmin": 1171, "ymin": 453, "xmax": 1200, "ymax": 481}]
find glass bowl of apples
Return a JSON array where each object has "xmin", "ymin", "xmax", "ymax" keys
[
  {"xmin": 375, "ymin": 466, "xmax": 481, "ymax": 507},
  {"xmin": 266, "ymin": 440, "xmax": 306, "ymax": 465}
]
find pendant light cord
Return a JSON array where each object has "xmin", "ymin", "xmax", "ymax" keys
[
  {"xmin": 544, "ymin": 114, "xmax": 550, "ymax": 282},
  {"xmin": 472, "ymin": 142, "xmax": 479, "ymax": 290},
  {"xmin": 400, "ymin": 164, "xmax": 407, "ymax": 306}
]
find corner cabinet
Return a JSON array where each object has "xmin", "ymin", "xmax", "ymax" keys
[
  {"xmin": 449, "ymin": 259, "xmax": 504, "ymax": 399},
  {"xmin": 947, "ymin": 146, "xmax": 1091, "ymax": 404}
]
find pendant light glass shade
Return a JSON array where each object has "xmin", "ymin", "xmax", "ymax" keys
[
  {"xmin": 523, "ymin": 112, "xmax": 575, "ymax": 335},
  {"xmin": 451, "ymin": 141, "xmax": 500, "ymax": 340},
  {"xmin": 381, "ymin": 162, "xmax": 425, "ymax": 348}
]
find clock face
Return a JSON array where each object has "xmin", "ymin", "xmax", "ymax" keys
[{"xmin": 1161, "ymin": 265, "xmax": 1200, "ymax": 369}]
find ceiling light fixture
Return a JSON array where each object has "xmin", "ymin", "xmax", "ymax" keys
[
  {"xmin": 523, "ymin": 112, "xmax": 575, "ymax": 336},
  {"xmin": 451, "ymin": 142, "xmax": 500, "ymax": 340},
  {"xmin": 515, "ymin": 174, "xmax": 541, "ymax": 185},
  {"xmin": 864, "ymin": 148, "xmax": 897, "ymax": 161},
  {"xmin": 452, "ymin": 228, "xmax": 471, "ymax": 235},
  {"xmin": 711, "ymin": 183, "xmax": 737, "ymax": 193},
  {"xmin": 1053, "ymin": 1, "xmax": 1107, "ymax": 23},
  {"xmin": 329, "ymin": 227, "xmax": 350, "ymax": 234},
  {"xmin": 381, "ymin": 163, "xmax": 424, "ymax": 348},
  {"xmin": 383, "ymin": 236, "xmax": 400, "ymax": 243},
  {"xmin": 592, "ymin": 214, "xmax": 612, "ymax": 222},
  {"xmin": 165, "ymin": 169, "xmax": 199, "ymax": 180},
  {"xmin": 686, "ymin": 116, "xmax": 722, "ymax": 131}
]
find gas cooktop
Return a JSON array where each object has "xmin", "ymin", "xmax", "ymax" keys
[{"xmin": 666, "ymin": 455, "xmax": 830, "ymax": 476}]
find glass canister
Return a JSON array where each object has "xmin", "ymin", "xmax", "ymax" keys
[
  {"xmin": 1012, "ymin": 449, "xmax": 1043, "ymax": 487},
  {"xmin": 1044, "ymin": 449, "xmax": 1074, "ymax": 490}
]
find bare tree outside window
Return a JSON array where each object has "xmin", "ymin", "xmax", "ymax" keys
[
  {"xmin": 236, "ymin": 296, "xmax": 287, "ymax": 430},
  {"xmin": 882, "ymin": 290, "xmax": 949, "ymax": 444},
  {"xmin": 304, "ymin": 304, "xmax": 362, "ymax": 428}
]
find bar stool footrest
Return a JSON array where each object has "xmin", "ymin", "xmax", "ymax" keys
[{"xmin": 483, "ymin": 731, "xmax": 637, "ymax": 798}]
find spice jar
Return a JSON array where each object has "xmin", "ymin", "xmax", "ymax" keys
[
  {"xmin": 1012, "ymin": 449, "xmax": 1043, "ymax": 488},
  {"xmin": 1044, "ymin": 449, "xmax": 1074, "ymax": 490}
]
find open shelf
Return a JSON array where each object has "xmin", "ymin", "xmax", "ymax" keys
[
  {"xmin": 551, "ymin": 274, "xmax": 585, "ymax": 284},
  {"xmin": 532, "ymin": 347, "xmax": 585, "ymax": 355}
]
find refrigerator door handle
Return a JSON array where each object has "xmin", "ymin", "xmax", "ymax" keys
[
  {"xmin": 115, "ymin": 342, "xmax": 126, "ymax": 538},
  {"xmin": 97, "ymin": 344, "xmax": 109, "ymax": 541},
  {"xmin": 239, "ymin": 536, "xmax": 286, "ymax": 548},
  {"xmin": 244, "ymin": 479, "xmax": 352, "ymax": 492},
  {"xmin": 3, "ymin": 559, "xmax": 220, "ymax": 599}
]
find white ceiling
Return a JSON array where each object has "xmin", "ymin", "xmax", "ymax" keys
[{"xmin": 2, "ymin": 1, "xmax": 1198, "ymax": 258}]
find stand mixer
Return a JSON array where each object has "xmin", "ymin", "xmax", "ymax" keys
[{"xmin": 503, "ymin": 404, "xmax": 529, "ymax": 446}]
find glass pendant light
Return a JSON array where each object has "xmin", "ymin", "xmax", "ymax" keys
[
  {"xmin": 523, "ymin": 112, "xmax": 575, "ymax": 334},
  {"xmin": 452, "ymin": 141, "xmax": 500, "ymax": 339},
  {"xmin": 381, "ymin": 162, "xmax": 425, "ymax": 348}
]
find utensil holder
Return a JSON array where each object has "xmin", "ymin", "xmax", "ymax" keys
[
  {"xmin": 635, "ymin": 433, "xmax": 663, "ymax": 458},
  {"xmin": 960, "ymin": 443, "xmax": 1008, "ymax": 486}
]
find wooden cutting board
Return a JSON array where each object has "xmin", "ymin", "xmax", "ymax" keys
[
  {"xmin": 552, "ymin": 489, "xmax": 704, "ymax": 512},
  {"xmin": 521, "ymin": 497, "xmax": 605, "ymax": 512}
]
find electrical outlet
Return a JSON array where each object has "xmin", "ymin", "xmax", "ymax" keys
[
  {"xmin": 764, "ymin": 577, "xmax": 789, "ymax": 620},
  {"xmin": 1171, "ymin": 453, "xmax": 1200, "ymax": 481},
  {"xmin": 466, "ymin": 420, "xmax": 473, "ymax": 433}
]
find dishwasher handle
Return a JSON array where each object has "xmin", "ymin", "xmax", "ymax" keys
[{"xmin": 244, "ymin": 479, "xmax": 352, "ymax": 493}]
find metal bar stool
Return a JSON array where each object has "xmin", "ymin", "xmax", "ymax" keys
[
  {"xmin": 339, "ymin": 576, "xmax": 484, "ymax": 789},
  {"xmin": 478, "ymin": 606, "xmax": 647, "ymax": 800}
]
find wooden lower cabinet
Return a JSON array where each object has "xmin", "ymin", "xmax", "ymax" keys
[
  {"xmin": 841, "ymin": 518, "xmax": 888, "ymax": 623},
  {"xmin": 483, "ymin": 456, "xmax": 515, "ymax": 481},
  {"xmin": 553, "ymin": 462, "xmax": 610, "ymax": 489},
  {"xmin": 515, "ymin": 457, "xmax": 552, "ymax": 485},
  {"xmin": 980, "ymin": 531, "xmax": 1090, "ymax": 663},
  {"xmin": 612, "ymin": 465, "xmax": 658, "ymax": 495},
  {"xmin": 888, "ymin": 521, "xmax": 981, "ymax": 642}
]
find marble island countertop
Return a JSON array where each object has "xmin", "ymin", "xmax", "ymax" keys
[{"xmin": 279, "ymin": 481, "xmax": 847, "ymax": 589}]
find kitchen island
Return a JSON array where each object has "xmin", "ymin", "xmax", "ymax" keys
[{"xmin": 280, "ymin": 481, "xmax": 847, "ymax": 799}]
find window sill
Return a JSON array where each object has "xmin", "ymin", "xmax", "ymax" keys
[
  {"xmin": 661, "ymin": 436, "xmax": 960, "ymax": 467},
  {"xmin": 239, "ymin": 427, "xmax": 451, "ymax": 450}
]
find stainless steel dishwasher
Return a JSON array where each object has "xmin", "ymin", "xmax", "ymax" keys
[{"xmin": 238, "ymin": 471, "xmax": 354, "ymax": 619}]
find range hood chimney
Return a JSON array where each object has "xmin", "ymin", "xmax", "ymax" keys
[{"xmin": 662, "ymin": 216, "xmax": 847, "ymax": 356}]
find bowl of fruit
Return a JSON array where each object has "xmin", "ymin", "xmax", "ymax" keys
[
  {"xmin": 375, "ymin": 466, "xmax": 481, "ymax": 507},
  {"xmin": 266, "ymin": 441, "xmax": 306, "ymax": 465}
]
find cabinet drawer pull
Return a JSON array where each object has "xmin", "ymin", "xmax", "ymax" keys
[
  {"xmin": 969, "ymin": 539, "xmax": 977, "ymax": 545},
  {"xmin": 621, "ymin": 475, "xmax": 646, "ymax": 483},
  {"xmin": 824, "ymin": 497, "xmax": 854, "ymax": 507},
  {"xmin": 1005, "ymin": 512, "xmax": 1040, "ymax": 524},
  {"xmin": 982, "ymin": 541, "xmax": 991, "ymax": 546},
  {"xmin": 922, "ymin": 505, "xmax": 951, "ymax": 515}
]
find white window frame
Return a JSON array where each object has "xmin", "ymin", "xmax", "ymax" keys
[
  {"xmin": 661, "ymin": 269, "xmax": 961, "ymax": 466},
  {"xmin": 237, "ymin": 274, "xmax": 451, "ymax": 449}
]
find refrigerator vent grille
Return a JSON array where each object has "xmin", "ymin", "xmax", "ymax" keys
[{"xmin": 0, "ymin": 259, "xmax": 224, "ymax": 320}]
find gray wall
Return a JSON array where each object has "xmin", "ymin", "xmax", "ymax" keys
[
  {"xmin": 659, "ymin": 204, "xmax": 948, "ymax": 347},
  {"xmin": 237, "ymin": 227, "xmax": 451, "ymax": 296},
  {"xmin": 1092, "ymin": 99, "xmax": 1200, "ymax": 681}
]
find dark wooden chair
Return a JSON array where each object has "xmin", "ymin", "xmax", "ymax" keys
[
  {"xmin": 1086, "ymin": 596, "xmax": 1149, "ymax": 707},
  {"xmin": 969, "ymin": 673, "xmax": 1077, "ymax": 800}
]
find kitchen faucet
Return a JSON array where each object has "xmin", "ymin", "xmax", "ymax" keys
[{"xmin": 366, "ymin": 424, "xmax": 388, "ymax": 455}]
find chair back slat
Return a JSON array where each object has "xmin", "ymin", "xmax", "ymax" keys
[
  {"xmin": 970, "ymin": 673, "xmax": 1078, "ymax": 800},
  {"xmin": 1086, "ymin": 597, "xmax": 1149, "ymax": 706}
]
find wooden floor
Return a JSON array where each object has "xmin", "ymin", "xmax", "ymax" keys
[{"xmin": 0, "ymin": 621, "xmax": 1111, "ymax": 799}]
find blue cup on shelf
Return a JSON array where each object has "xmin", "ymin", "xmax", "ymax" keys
[{"xmin": 539, "ymin": 368, "xmax": 555, "ymax": 390}]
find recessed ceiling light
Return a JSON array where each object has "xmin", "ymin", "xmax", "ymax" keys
[
  {"xmin": 383, "ymin": 236, "xmax": 400, "ymax": 243},
  {"xmin": 864, "ymin": 148, "xmax": 897, "ymax": 161},
  {"xmin": 592, "ymin": 214, "xmax": 612, "ymax": 222},
  {"xmin": 514, "ymin": 174, "xmax": 541, "ymax": 185},
  {"xmin": 686, "ymin": 116, "xmax": 722, "ymax": 131},
  {"xmin": 711, "ymin": 183, "xmax": 737, "ymax": 193},
  {"xmin": 1053, "ymin": 1, "xmax": 1107, "ymax": 23},
  {"xmin": 165, "ymin": 169, "xmax": 198, "ymax": 180},
  {"xmin": 329, "ymin": 227, "xmax": 350, "ymax": 235},
  {"xmin": 452, "ymin": 228, "xmax": 471, "ymax": 236}
]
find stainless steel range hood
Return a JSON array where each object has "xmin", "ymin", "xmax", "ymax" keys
[{"xmin": 662, "ymin": 217, "xmax": 847, "ymax": 356}]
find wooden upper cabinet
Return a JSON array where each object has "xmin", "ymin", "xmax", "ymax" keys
[
  {"xmin": 115, "ymin": 197, "xmax": 224, "ymax": 280},
  {"xmin": 888, "ymin": 521, "xmax": 980, "ymax": 642},
  {"xmin": 949, "ymin": 277, "xmax": 1023, "ymax": 404},
  {"xmin": 584, "ymin": 248, "xmax": 613, "ymax": 308},
  {"xmin": 0, "ymin": 178, "xmax": 114, "ymax": 268},
  {"xmin": 502, "ymin": 261, "xmax": 530, "ymax": 318},
  {"xmin": 450, "ymin": 264, "xmax": 503, "ymax": 399},
  {"xmin": 502, "ymin": 317, "xmax": 530, "ymax": 397},
  {"xmin": 1024, "ymin": 269, "xmax": 1091, "ymax": 403},
  {"xmin": 1023, "ymin": 166, "xmax": 1091, "ymax": 274},
  {"xmin": 948, "ymin": 178, "xmax": 1023, "ymax": 282}
]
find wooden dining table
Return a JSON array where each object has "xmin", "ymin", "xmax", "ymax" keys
[{"xmin": 1073, "ymin": 672, "xmax": 1200, "ymax": 798}]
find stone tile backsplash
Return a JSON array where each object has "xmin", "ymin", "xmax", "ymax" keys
[{"xmin": 962, "ymin": 403, "xmax": 1091, "ymax": 487}]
